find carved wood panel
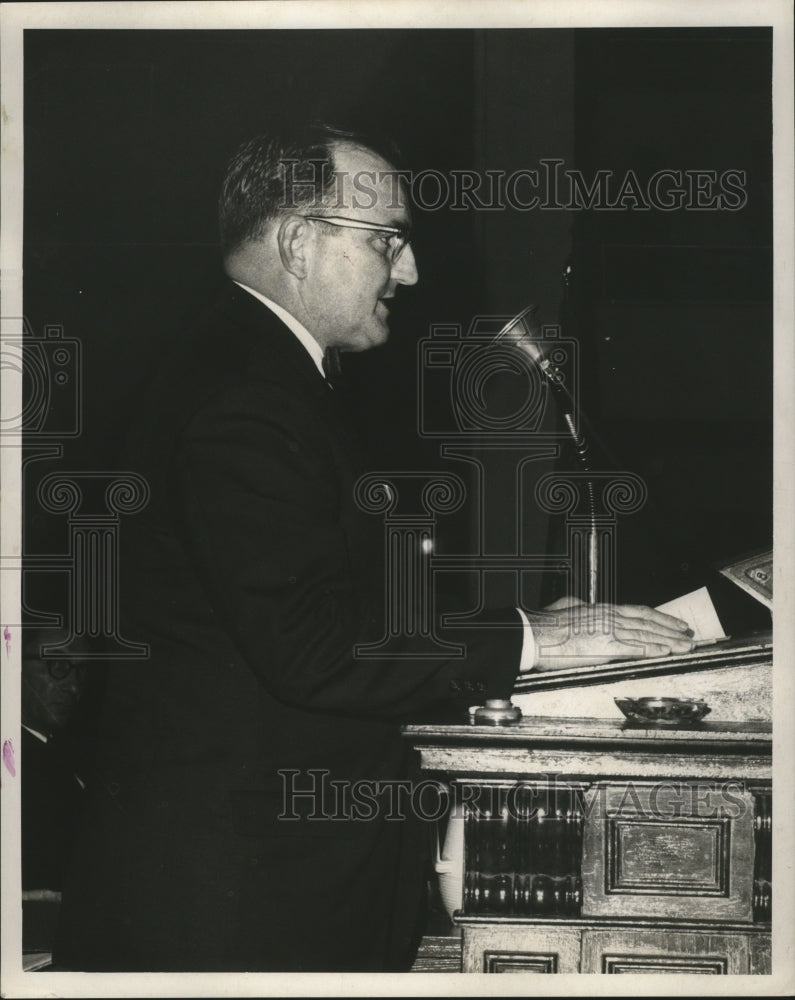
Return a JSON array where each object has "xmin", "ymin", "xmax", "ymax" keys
[
  {"xmin": 601, "ymin": 955, "xmax": 727, "ymax": 974},
  {"xmin": 483, "ymin": 951, "xmax": 558, "ymax": 973},
  {"xmin": 462, "ymin": 925, "xmax": 581, "ymax": 974},
  {"xmin": 582, "ymin": 783, "xmax": 755, "ymax": 920},
  {"xmin": 580, "ymin": 929, "xmax": 751, "ymax": 974},
  {"xmin": 607, "ymin": 815, "xmax": 730, "ymax": 895}
]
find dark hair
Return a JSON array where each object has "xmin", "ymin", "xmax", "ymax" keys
[{"xmin": 218, "ymin": 121, "xmax": 403, "ymax": 257}]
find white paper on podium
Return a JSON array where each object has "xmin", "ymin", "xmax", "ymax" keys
[{"xmin": 656, "ymin": 586, "xmax": 727, "ymax": 645}]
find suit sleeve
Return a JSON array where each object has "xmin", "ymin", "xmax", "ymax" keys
[{"xmin": 174, "ymin": 379, "xmax": 522, "ymax": 720}]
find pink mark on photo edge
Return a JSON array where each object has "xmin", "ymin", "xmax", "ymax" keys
[
  {"xmin": 342, "ymin": 251, "xmax": 353, "ymax": 264},
  {"xmin": 2, "ymin": 739, "xmax": 15, "ymax": 778},
  {"xmin": 3, "ymin": 625, "xmax": 10, "ymax": 657}
]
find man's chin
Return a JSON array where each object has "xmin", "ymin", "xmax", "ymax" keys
[
  {"xmin": 369, "ymin": 325, "xmax": 391, "ymax": 350},
  {"xmin": 344, "ymin": 324, "xmax": 391, "ymax": 353},
  {"xmin": 334, "ymin": 314, "xmax": 392, "ymax": 353}
]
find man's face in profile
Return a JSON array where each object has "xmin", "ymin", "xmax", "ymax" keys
[
  {"xmin": 302, "ymin": 143, "xmax": 419, "ymax": 353},
  {"xmin": 22, "ymin": 632, "xmax": 88, "ymax": 736}
]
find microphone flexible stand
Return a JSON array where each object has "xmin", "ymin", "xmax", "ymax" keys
[{"xmin": 493, "ymin": 305, "xmax": 601, "ymax": 605}]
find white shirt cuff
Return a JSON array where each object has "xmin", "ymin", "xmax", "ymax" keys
[{"xmin": 516, "ymin": 607, "xmax": 537, "ymax": 673}]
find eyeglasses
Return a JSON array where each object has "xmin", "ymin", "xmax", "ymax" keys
[
  {"xmin": 302, "ymin": 215, "xmax": 412, "ymax": 263},
  {"xmin": 45, "ymin": 660, "xmax": 84, "ymax": 680}
]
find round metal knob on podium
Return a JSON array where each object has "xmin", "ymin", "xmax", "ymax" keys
[{"xmin": 471, "ymin": 699, "xmax": 523, "ymax": 725}]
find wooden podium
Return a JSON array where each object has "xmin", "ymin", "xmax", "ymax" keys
[{"xmin": 403, "ymin": 633, "xmax": 772, "ymax": 974}]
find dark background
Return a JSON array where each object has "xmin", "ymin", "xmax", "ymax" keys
[{"xmin": 22, "ymin": 27, "xmax": 772, "ymax": 632}]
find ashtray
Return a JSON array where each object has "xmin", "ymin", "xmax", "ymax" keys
[{"xmin": 614, "ymin": 697, "xmax": 711, "ymax": 726}]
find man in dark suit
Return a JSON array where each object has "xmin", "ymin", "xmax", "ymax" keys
[
  {"xmin": 54, "ymin": 124, "xmax": 693, "ymax": 972},
  {"xmin": 21, "ymin": 630, "xmax": 88, "ymax": 893}
]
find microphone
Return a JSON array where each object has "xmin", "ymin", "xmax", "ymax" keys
[
  {"xmin": 493, "ymin": 304, "xmax": 587, "ymax": 459},
  {"xmin": 492, "ymin": 304, "xmax": 598, "ymax": 603},
  {"xmin": 492, "ymin": 305, "xmax": 575, "ymax": 409}
]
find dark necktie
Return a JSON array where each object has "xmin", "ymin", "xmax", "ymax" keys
[{"xmin": 322, "ymin": 347, "xmax": 342, "ymax": 388}]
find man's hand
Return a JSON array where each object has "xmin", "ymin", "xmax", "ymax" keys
[{"xmin": 527, "ymin": 598, "xmax": 694, "ymax": 672}]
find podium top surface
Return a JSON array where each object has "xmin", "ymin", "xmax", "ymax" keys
[
  {"xmin": 402, "ymin": 713, "xmax": 771, "ymax": 781},
  {"xmin": 403, "ymin": 715, "xmax": 771, "ymax": 746},
  {"xmin": 404, "ymin": 634, "xmax": 772, "ymax": 753},
  {"xmin": 512, "ymin": 630, "xmax": 772, "ymax": 694}
]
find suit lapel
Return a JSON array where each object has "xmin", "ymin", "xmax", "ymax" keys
[
  {"xmin": 221, "ymin": 280, "xmax": 380, "ymax": 589},
  {"xmin": 222, "ymin": 281, "xmax": 329, "ymax": 397}
]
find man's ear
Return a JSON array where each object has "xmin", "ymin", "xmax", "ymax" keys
[{"xmin": 277, "ymin": 216, "xmax": 311, "ymax": 279}]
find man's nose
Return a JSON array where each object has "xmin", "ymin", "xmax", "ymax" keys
[
  {"xmin": 391, "ymin": 243, "xmax": 418, "ymax": 286},
  {"xmin": 59, "ymin": 674, "xmax": 81, "ymax": 696}
]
